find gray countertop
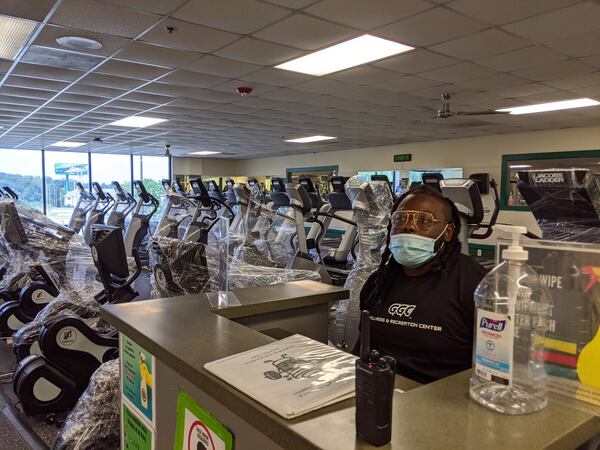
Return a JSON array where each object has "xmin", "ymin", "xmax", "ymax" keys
[{"xmin": 102, "ymin": 280, "xmax": 600, "ymax": 450}]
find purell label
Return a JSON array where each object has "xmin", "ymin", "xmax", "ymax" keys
[{"xmin": 474, "ymin": 309, "xmax": 512, "ymax": 385}]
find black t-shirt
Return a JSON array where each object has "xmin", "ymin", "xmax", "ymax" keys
[{"xmin": 359, "ymin": 254, "xmax": 487, "ymax": 384}]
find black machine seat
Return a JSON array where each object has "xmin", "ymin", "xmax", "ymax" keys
[
  {"xmin": 224, "ymin": 179, "xmax": 238, "ymax": 205},
  {"xmin": 207, "ymin": 180, "xmax": 223, "ymax": 201},
  {"xmin": 517, "ymin": 168, "xmax": 600, "ymax": 242},
  {"xmin": 328, "ymin": 176, "xmax": 352, "ymax": 211},
  {"xmin": 298, "ymin": 177, "xmax": 322, "ymax": 210},
  {"xmin": 440, "ymin": 178, "xmax": 484, "ymax": 224},
  {"xmin": 270, "ymin": 178, "xmax": 290, "ymax": 207},
  {"xmin": 286, "ymin": 184, "xmax": 313, "ymax": 215},
  {"xmin": 422, "ymin": 172, "xmax": 444, "ymax": 192}
]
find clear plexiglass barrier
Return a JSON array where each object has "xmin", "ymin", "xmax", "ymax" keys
[{"xmin": 497, "ymin": 238, "xmax": 600, "ymax": 415}]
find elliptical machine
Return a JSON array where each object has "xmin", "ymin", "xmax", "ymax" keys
[
  {"xmin": 13, "ymin": 224, "xmax": 141, "ymax": 416},
  {"xmin": 124, "ymin": 180, "xmax": 159, "ymax": 258},
  {"xmin": 106, "ymin": 181, "xmax": 136, "ymax": 229},
  {"xmin": 67, "ymin": 182, "xmax": 96, "ymax": 233},
  {"xmin": 83, "ymin": 183, "xmax": 114, "ymax": 245}
]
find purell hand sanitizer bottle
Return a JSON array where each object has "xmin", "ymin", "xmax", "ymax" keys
[{"xmin": 470, "ymin": 225, "xmax": 552, "ymax": 415}]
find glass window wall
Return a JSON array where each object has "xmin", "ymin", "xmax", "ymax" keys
[
  {"xmin": 0, "ymin": 149, "xmax": 43, "ymax": 210},
  {"xmin": 44, "ymin": 151, "xmax": 89, "ymax": 224}
]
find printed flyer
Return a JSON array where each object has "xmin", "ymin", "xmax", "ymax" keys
[
  {"xmin": 122, "ymin": 401, "xmax": 154, "ymax": 450},
  {"xmin": 173, "ymin": 391, "xmax": 233, "ymax": 450},
  {"xmin": 120, "ymin": 333, "xmax": 156, "ymax": 424}
]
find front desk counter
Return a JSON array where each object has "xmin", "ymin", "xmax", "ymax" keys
[{"xmin": 101, "ymin": 280, "xmax": 600, "ymax": 450}]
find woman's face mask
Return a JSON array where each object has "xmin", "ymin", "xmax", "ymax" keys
[{"xmin": 388, "ymin": 225, "xmax": 448, "ymax": 268}]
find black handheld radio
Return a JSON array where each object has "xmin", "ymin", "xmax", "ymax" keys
[{"xmin": 355, "ymin": 310, "xmax": 396, "ymax": 447}]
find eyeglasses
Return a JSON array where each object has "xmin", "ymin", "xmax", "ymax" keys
[{"xmin": 391, "ymin": 210, "xmax": 444, "ymax": 231}]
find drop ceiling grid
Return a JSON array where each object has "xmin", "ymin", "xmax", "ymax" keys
[{"xmin": 0, "ymin": 0, "xmax": 599, "ymax": 156}]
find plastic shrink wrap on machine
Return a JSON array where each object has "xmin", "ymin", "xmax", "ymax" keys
[
  {"xmin": 52, "ymin": 359, "xmax": 120, "ymax": 450},
  {"xmin": 233, "ymin": 195, "xmax": 296, "ymax": 268},
  {"xmin": 149, "ymin": 235, "xmax": 320, "ymax": 299},
  {"xmin": 517, "ymin": 168, "xmax": 600, "ymax": 243},
  {"xmin": 330, "ymin": 177, "xmax": 393, "ymax": 351},
  {"xmin": 12, "ymin": 281, "xmax": 107, "ymax": 361}
]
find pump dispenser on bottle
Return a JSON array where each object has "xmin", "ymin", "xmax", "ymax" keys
[{"xmin": 469, "ymin": 225, "xmax": 552, "ymax": 415}]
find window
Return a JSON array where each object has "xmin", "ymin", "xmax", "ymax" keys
[
  {"xmin": 44, "ymin": 151, "xmax": 89, "ymax": 224},
  {"xmin": 90, "ymin": 153, "xmax": 132, "ymax": 197},
  {"xmin": 133, "ymin": 155, "xmax": 169, "ymax": 201},
  {"xmin": 501, "ymin": 150, "xmax": 600, "ymax": 210},
  {"xmin": 0, "ymin": 149, "xmax": 43, "ymax": 210}
]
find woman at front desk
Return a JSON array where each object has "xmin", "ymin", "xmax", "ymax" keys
[{"xmin": 359, "ymin": 185, "xmax": 487, "ymax": 384}]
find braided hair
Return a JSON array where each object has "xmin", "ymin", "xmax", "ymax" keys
[{"xmin": 363, "ymin": 185, "xmax": 462, "ymax": 309}]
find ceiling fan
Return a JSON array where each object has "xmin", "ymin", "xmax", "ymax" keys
[{"xmin": 435, "ymin": 92, "xmax": 510, "ymax": 118}]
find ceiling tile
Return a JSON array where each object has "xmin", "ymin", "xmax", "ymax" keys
[
  {"xmin": 116, "ymin": 42, "xmax": 201, "ymax": 68},
  {"xmin": 81, "ymin": 72, "xmax": 146, "ymax": 90},
  {"xmin": 494, "ymin": 83, "xmax": 557, "ymax": 98},
  {"xmin": 120, "ymin": 92, "xmax": 169, "ymax": 104},
  {"xmin": 253, "ymin": 13, "xmax": 357, "ymax": 50},
  {"xmin": 96, "ymin": 0, "xmax": 189, "ymax": 15},
  {"xmin": 545, "ymin": 31, "xmax": 600, "ymax": 58},
  {"xmin": 215, "ymin": 38, "xmax": 303, "ymax": 65},
  {"xmin": 454, "ymin": 72, "xmax": 529, "ymax": 90},
  {"xmin": 261, "ymin": 0, "xmax": 319, "ymax": 8},
  {"xmin": 290, "ymin": 77, "xmax": 353, "ymax": 94},
  {"xmin": 187, "ymin": 88, "xmax": 240, "ymax": 103},
  {"xmin": 240, "ymin": 67, "xmax": 312, "ymax": 87},
  {"xmin": 259, "ymin": 87, "xmax": 320, "ymax": 101},
  {"xmin": 32, "ymin": 25, "xmax": 130, "ymax": 57},
  {"xmin": 544, "ymin": 72, "xmax": 600, "ymax": 90},
  {"xmin": 50, "ymin": 0, "xmax": 160, "ymax": 39},
  {"xmin": 22, "ymin": 45, "xmax": 104, "ymax": 71},
  {"xmin": 584, "ymin": 55, "xmax": 600, "ymax": 69},
  {"xmin": 374, "ymin": 7, "xmax": 487, "ymax": 47},
  {"xmin": 568, "ymin": 84, "xmax": 600, "ymax": 99},
  {"xmin": 172, "ymin": 0, "xmax": 290, "ymax": 34},
  {"xmin": 138, "ymin": 82, "xmax": 197, "ymax": 97},
  {"xmin": 502, "ymin": 2, "xmax": 600, "ymax": 43},
  {"xmin": 429, "ymin": 29, "xmax": 529, "ymax": 60},
  {"xmin": 67, "ymin": 84, "xmax": 127, "ymax": 98},
  {"xmin": 419, "ymin": 62, "xmax": 496, "ymax": 83},
  {"xmin": 94, "ymin": 60, "xmax": 170, "ymax": 80},
  {"xmin": 477, "ymin": 46, "xmax": 566, "ymax": 72},
  {"xmin": 0, "ymin": 0, "xmax": 55, "ymax": 21},
  {"xmin": 159, "ymin": 70, "xmax": 228, "ymax": 88},
  {"xmin": 512, "ymin": 60, "xmax": 596, "ymax": 82},
  {"xmin": 12, "ymin": 63, "xmax": 84, "ymax": 82},
  {"xmin": 306, "ymin": 0, "xmax": 431, "ymax": 30},
  {"xmin": 374, "ymin": 75, "xmax": 441, "ymax": 92},
  {"xmin": 0, "ymin": 86, "xmax": 56, "ymax": 100},
  {"xmin": 448, "ymin": 0, "xmax": 580, "ymax": 26},
  {"xmin": 4, "ymin": 75, "xmax": 68, "ymax": 92},
  {"xmin": 518, "ymin": 90, "xmax": 583, "ymax": 104},
  {"xmin": 372, "ymin": 49, "xmax": 457, "ymax": 74},
  {"xmin": 184, "ymin": 55, "xmax": 262, "ymax": 79},
  {"xmin": 140, "ymin": 19, "xmax": 240, "ymax": 53},
  {"xmin": 327, "ymin": 66, "xmax": 399, "ymax": 85}
]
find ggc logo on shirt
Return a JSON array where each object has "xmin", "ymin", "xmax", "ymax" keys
[{"xmin": 388, "ymin": 303, "xmax": 416, "ymax": 318}]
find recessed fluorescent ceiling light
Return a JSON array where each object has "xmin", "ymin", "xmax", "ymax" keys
[
  {"xmin": 191, "ymin": 151, "xmax": 221, "ymax": 155},
  {"xmin": 275, "ymin": 34, "xmax": 414, "ymax": 76},
  {"xmin": 497, "ymin": 98, "xmax": 600, "ymax": 115},
  {"xmin": 285, "ymin": 135, "xmax": 337, "ymax": 143},
  {"xmin": 50, "ymin": 141, "xmax": 85, "ymax": 148},
  {"xmin": 0, "ymin": 15, "xmax": 38, "ymax": 60},
  {"xmin": 509, "ymin": 164, "xmax": 532, "ymax": 169},
  {"xmin": 110, "ymin": 116, "xmax": 168, "ymax": 128}
]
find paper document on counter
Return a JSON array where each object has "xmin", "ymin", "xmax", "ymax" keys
[{"xmin": 204, "ymin": 334, "xmax": 357, "ymax": 419}]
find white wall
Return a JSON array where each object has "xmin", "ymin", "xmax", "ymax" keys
[
  {"xmin": 234, "ymin": 125, "xmax": 600, "ymax": 243},
  {"xmin": 172, "ymin": 157, "xmax": 237, "ymax": 176}
]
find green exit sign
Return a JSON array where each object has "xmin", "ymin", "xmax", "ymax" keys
[{"xmin": 394, "ymin": 154, "xmax": 412, "ymax": 162}]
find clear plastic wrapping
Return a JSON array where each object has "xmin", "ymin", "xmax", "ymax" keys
[
  {"xmin": 149, "ymin": 235, "xmax": 320, "ymax": 298},
  {"xmin": 330, "ymin": 178, "xmax": 394, "ymax": 350},
  {"xmin": 233, "ymin": 195, "xmax": 296, "ymax": 268},
  {"xmin": 517, "ymin": 168, "xmax": 600, "ymax": 243},
  {"xmin": 52, "ymin": 359, "xmax": 120, "ymax": 450}
]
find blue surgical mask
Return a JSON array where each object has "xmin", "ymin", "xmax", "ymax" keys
[{"xmin": 389, "ymin": 226, "xmax": 447, "ymax": 268}]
